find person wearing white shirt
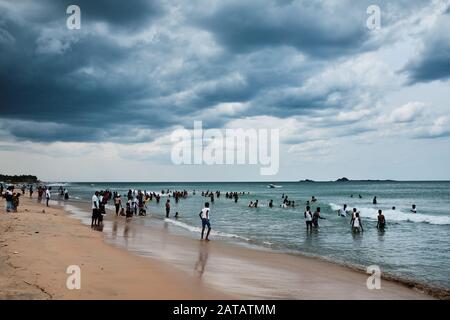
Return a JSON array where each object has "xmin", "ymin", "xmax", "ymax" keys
[
  {"xmin": 198, "ymin": 202, "xmax": 211, "ymax": 241},
  {"xmin": 91, "ymin": 191, "xmax": 100, "ymax": 227},
  {"xmin": 45, "ymin": 187, "xmax": 51, "ymax": 207},
  {"xmin": 304, "ymin": 205, "xmax": 313, "ymax": 231},
  {"xmin": 338, "ymin": 204, "xmax": 348, "ymax": 217},
  {"xmin": 5, "ymin": 187, "xmax": 14, "ymax": 212},
  {"xmin": 352, "ymin": 212, "xmax": 364, "ymax": 233}
]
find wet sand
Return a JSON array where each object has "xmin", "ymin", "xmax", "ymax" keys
[
  {"xmin": 0, "ymin": 194, "xmax": 229, "ymax": 299},
  {"xmin": 1, "ymin": 193, "xmax": 435, "ymax": 299}
]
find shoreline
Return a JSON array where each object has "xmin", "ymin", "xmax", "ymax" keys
[
  {"xmin": 1, "ymin": 193, "xmax": 444, "ymax": 299},
  {"xmin": 65, "ymin": 198, "xmax": 450, "ymax": 300},
  {"xmin": 0, "ymin": 194, "xmax": 230, "ymax": 299}
]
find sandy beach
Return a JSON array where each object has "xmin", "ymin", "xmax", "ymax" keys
[
  {"xmin": 0, "ymin": 193, "xmax": 436, "ymax": 300},
  {"xmin": 0, "ymin": 193, "xmax": 229, "ymax": 299}
]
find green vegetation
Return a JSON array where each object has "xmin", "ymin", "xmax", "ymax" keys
[{"xmin": 0, "ymin": 174, "xmax": 39, "ymax": 184}]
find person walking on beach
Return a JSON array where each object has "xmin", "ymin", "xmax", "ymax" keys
[
  {"xmin": 45, "ymin": 187, "xmax": 51, "ymax": 207},
  {"xmin": 4, "ymin": 186, "xmax": 14, "ymax": 212},
  {"xmin": 12, "ymin": 193, "xmax": 20, "ymax": 212},
  {"xmin": 91, "ymin": 191, "xmax": 100, "ymax": 227},
  {"xmin": 312, "ymin": 207, "xmax": 325, "ymax": 228},
  {"xmin": 165, "ymin": 199, "xmax": 171, "ymax": 218},
  {"xmin": 199, "ymin": 202, "xmax": 211, "ymax": 241},
  {"xmin": 351, "ymin": 212, "xmax": 363, "ymax": 233},
  {"xmin": 377, "ymin": 210, "xmax": 386, "ymax": 230},
  {"xmin": 29, "ymin": 185, "xmax": 33, "ymax": 198},
  {"xmin": 304, "ymin": 205, "xmax": 313, "ymax": 231}
]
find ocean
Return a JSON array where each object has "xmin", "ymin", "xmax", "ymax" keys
[{"xmin": 51, "ymin": 181, "xmax": 450, "ymax": 290}]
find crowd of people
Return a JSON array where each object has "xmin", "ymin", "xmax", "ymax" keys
[
  {"xmin": 0, "ymin": 183, "xmax": 62, "ymax": 211},
  {"xmin": 2, "ymin": 182, "xmax": 420, "ymax": 240},
  {"xmin": 90, "ymin": 189, "xmax": 192, "ymax": 228}
]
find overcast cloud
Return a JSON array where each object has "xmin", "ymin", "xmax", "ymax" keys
[{"xmin": 0, "ymin": 0, "xmax": 449, "ymax": 181}]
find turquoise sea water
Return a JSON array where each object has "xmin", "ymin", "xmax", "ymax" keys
[{"xmin": 56, "ymin": 181, "xmax": 450, "ymax": 290}]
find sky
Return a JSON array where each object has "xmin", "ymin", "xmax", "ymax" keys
[{"xmin": 0, "ymin": 0, "xmax": 450, "ymax": 182}]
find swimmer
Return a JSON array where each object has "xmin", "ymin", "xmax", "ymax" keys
[{"xmin": 338, "ymin": 204, "xmax": 348, "ymax": 217}]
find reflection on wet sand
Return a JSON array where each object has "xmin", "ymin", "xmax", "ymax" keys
[
  {"xmin": 112, "ymin": 220, "xmax": 118, "ymax": 239},
  {"xmin": 194, "ymin": 244, "xmax": 209, "ymax": 277},
  {"xmin": 62, "ymin": 203, "xmax": 432, "ymax": 299}
]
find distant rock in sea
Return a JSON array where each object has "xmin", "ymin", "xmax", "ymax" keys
[
  {"xmin": 335, "ymin": 177, "xmax": 397, "ymax": 182},
  {"xmin": 299, "ymin": 179, "xmax": 315, "ymax": 182}
]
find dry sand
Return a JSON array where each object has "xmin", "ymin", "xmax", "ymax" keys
[{"xmin": 0, "ymin": 193, "xmax": 435, "ymax": 300}]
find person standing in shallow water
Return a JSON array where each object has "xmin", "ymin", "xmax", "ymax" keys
[
  {"xmin": 165, "ymin": 199, "xmax": 171, "ymax": 218},
  {"xmin": 45, "ymin": 187, "xmax": 51, "ymax": 207},
  {"xmin": 114, "ymin": 193, "xmax": 122, "ymax": 216},
  {"xmin": 377, "ymin": 209, "xmax": 386, "ymax": 230},
  {"xmin": 352, "ymin": 212, "xmax": 364, "ymax": 233},
  {"xmin": 199, "ymin": 202, "xmax": 211, "ymax": 241},
  {"xmin": 304, "ymin": 205, "xmax": 313, "ymax": 232},
  {"xmin": 312, "ymin": 207, "xmax": 325, "ymax": 228},
  {"xmin": 91, "ymin": 191, "xmax": 100, "ymax": 227}
]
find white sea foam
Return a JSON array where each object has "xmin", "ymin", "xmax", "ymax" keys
[
  {"xmin": 329, "ymin": 203, "xmax": 450, "ymax": 225},
  {"xmin": 164, "ymin": 218, "xmax": 252, "ymax": 241},
  {"xmin": 46, "ymin": 182, "xmax": 71, "ymax": 187}
]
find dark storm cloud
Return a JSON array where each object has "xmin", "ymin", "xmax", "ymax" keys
[
  {"xmin": 192, "ymin": 0, "xmax": 371, "ymax": 58},
  {"xmin": 0, "ymin": 0, "xmax": 165, "ymax": 30},
  {"xmin": 0, "ymin": 0, "xmax": 445, "ymax": 145},
  {"xmin": 0, "ymin": 0, "xmax": 172, "ymax": 142},
  {"xmin": 404, "ymin": 51, "xmax": 450, "ymax": 84},
  {"xmin": 73, "ymin": 0, "xmax": 164, "ymax": 30},
  {"xmin": 402, "ymin": 10, "xmax": 450, "ymax": 84}
]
